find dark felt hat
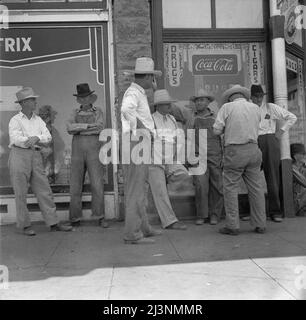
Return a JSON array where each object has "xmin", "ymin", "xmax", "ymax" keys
[
  {"xmin": 290, "ymin": 143, "xmax": 306, "ymax": 158},
  {"xmin": 73, "ymin": 83, "xmax": 95, "ymax": 98},
  {"xmin": 250, "ymin": 84, "xmax": 267, "ymax": 97}
]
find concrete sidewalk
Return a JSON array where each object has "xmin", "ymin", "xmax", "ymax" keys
[{"xmin": 0, "ymin": 218, "xmax": 306, "ymax": 300}]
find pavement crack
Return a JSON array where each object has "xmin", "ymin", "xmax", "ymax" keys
[
  {"xmin": 107, "ymin": 266, "xmax": 115, "ymax": 300},
  {"xmin": 249, "ymin": 257, "xmax": 298, "ymax": 300},
  {"xmin": 44, "ymin": 236, "xmax": 63, "ymax": 269},
  {"xmin": 166, "ymin": 234, "xmax": 184, "ymax": 261}
]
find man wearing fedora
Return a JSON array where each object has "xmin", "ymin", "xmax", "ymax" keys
[
  {"xmin": 121, "ymin": 57, "xmax": 163, "ymax": 244},
  {"xmin": 8, "ymin": 87, "xmax": 72, "ymax": 236},
  {"xmin": 213, "ymin": 85, "xmax": 266, "ymax": 235},
  {"xmin": 149, "ymin": 89, "xmax": 189, "ymax": 230},
  {"xmin": 188, "ymin": 89, "xmax": 224, "ymax": 226},
  {"xmin": 251, "ymin": 84, "xmax": 297, "ymax": 223},
  {"xmin": 67, "ymin": 83, "xmax": 108, "ymax": 228}
]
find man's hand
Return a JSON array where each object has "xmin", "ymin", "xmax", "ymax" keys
[
  {"xmin": 87, "ymin": 124, "xmax": 98, "ymax": 129},
  {"xmin": 24, "ymin": 136, "xmax": 40, "ymax": 148},
  {"xmin": 275, "ymin": 129, "xmax": 285, "ymax": 140}
]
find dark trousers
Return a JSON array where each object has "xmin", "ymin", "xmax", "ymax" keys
[
  {"xmin": 69, "ymin": 135, "xmax": 105, "ymax": 221},
  {"xmin": 194, "ymin": 153, "xmax": 224, "ymax": 220},
  {"xmin": 258, "ymin": 134, "xmax": 282, "ymax": 217}
]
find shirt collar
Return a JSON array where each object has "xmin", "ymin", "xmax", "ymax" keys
[
  {"xmin": 232, "ymin": 98, "xmax": 247, "ymax": 102},
  {"xmin": 195, "ymin": 107, "xmax": 214, "ymax": 116},
  {"xmin": 130, "ymin": 82, "xmax": 146, "ymax": 95},
  {"xmin": 19, "ymin": 111, "xmax": 37, "ymax": 119},
  {"xmin": 77, "ymin": 105, "xmax": 96, "ymax": 113}
]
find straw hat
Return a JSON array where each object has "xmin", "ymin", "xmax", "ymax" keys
[
  {"xmin": 153, "ymin": 89, "xmax": 176, "ymax": 106},
  {"xmin": 190, "ymin": 89, "xmax": 215, "ymax": 103},
  {"xmin": 221, "ymin": 84, "xmax": 250, "ymax": 104},
  {"xmin": 15, "ymin": 87, "xmax": 39, "ymax": 103},
  {"xmin": 123, "ymin": 57, "xmax": 162, "ymax": 77}
]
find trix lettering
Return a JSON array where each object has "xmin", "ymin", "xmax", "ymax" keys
[{"xmin": 0, "ymin": 37, "xmax": 32, "ymax": 52}]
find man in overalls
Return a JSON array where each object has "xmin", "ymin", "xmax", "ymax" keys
[
  {"xmin": 188, "ymin": 89, "xmax": 224, "ymax": 225},
  {"xmin": 67, "ymin": 83, "xmax": 108, "ymax": 228}
]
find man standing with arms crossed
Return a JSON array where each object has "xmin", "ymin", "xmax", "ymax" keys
[
  {"xmin": 250, "ymin": 84, "xmax": 297, "ymax": 223},
  {"xmin": 213, "ymin": 85, "xmax": 266, "ymax": 235},
  {"xmin": 121, "ymin": 57, "xmax": 162, "ymax": 244}
]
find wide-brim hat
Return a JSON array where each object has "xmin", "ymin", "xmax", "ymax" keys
[
  {"xmin": 221, "ymin": 85, "xmax": 250, "ymax": 104},
  {"xmin": 153, "ymin": 89, "xmax": 177, "ymax": 106},
  {"xmin": 123, "ymin": 57, "xmax": 162, "ymax": 77},
  {"xmin": 250, "ymin": 84, "xmax": 267, "ymax": 97},
  {"xmin": 190, "ymin": 89, "xmax": 215, "ymax": 103},
  {"xmin": 73, "ymin": 83, "xmax": 95, "ymax": 98},
  {"xmin": 15, "ymin": 87, "xmax": 39, "ymax": 103}
]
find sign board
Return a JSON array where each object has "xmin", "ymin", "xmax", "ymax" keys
[{"xmin": 192, "ymin": 54, "xmax": 238, "ymax": 75}]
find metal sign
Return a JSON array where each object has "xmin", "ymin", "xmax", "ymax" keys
[{"xmin": 192, "ymin": 54, "xmax": 238, "ymax": 75}]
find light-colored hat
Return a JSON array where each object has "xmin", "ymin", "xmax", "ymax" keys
[
  {"xmin": 123, "ymin": 57, "xmax": 162, "ymax": 77},
  {"xmin": 221, "ymin": 84, "xmax": 250, "ymax": 104},
  {"xmin": 190, "ymin": 89, "xmax": 215, "ymax": 103},
  {"xmin": 153, "ymin": 89, "xmax": 176, "ymax": 106},
  {"xmin": 15, "ymin": 87, "xmax": 39, "ymax": 103}
]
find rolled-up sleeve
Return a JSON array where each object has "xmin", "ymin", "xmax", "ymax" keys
[
  {"xmin": 121, "ymin": 92, "xmax": 138, "ymax": 134},
  {"xmin": 213, "ymin": 105, "xmax": 226, "ymax": 134},
  {"xmin": 269, "ymin": 103, "xmax": 297, "ymax": 132},
  {"xmin": 8, "ymin": 118, "xmax": 28, "ymax": 148},
  {"xmin": 37, "ymin": 118, "xmax": 52, "ymax": 144}
]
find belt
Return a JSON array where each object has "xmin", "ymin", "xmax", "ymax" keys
[
  {"xmin": 13, "ymin": 145, "xmax": 41, "ymax": 151},
  {"xmin": 225, "ymin": 141, "xmax": 257, "ymax": 147}
]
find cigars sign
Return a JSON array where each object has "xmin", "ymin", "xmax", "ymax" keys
[{"xmin": 192, "ymin": 54, "xmax": 238, "ymax": 75}]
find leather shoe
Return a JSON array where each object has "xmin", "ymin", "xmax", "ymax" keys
[
  {"xmin": 71, "ymin": 220, "xmax": 81, "ymax": 227},
  {"xmin": 145, "ymin": 229, "xmax": 162, "ymax": 237},
  {"xmin": 166, "ymin": 221, "xmax": 187, "ymax": 230},
  {"xmin": 98, "ymin": 218, "xmax": 109, "ymax": 228},
  {"xmin": 254, "ymin": 227, "xmax": 266, "ymax": 234},
  {"xmin": 210, "ymin": 216, "xmax": 218, "ymax": 225},
  {"xmin": 241, "ymin": 216, "xmax": 250, "ymax": 221},
  {"xmin": 195, "ymin": 218, "xmax": 204, "ymax": 225},
  {"xmin": 272, "ymin": 216, "xmax": 283, "ymax": 223},
  {"xmin": 23, "ymin": 227, "xmax": 36, "ymax": 236},
  {"xmin": 219, "ymin": 227, "xmax": 239, "ymax": 236},
  {"xmin": 124, "ymin": 238, "xmax": 155, "ymax": 245},
  {"xmin": 50, "ymin": 224, "xmax": 73, "ymax": 232}
]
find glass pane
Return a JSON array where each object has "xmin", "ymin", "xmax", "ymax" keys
[
  {"xmin": 0, "ymin": 27, "xmax": 110, "ymax": 190},
  {"xmin": 164, "ymin": 42, "xmax": 267, "ymax": 193},
  {"xmin": 162, "ymin": 0, "xmax": 211, "ymax": 28},
  {"xmin": 1, "ymin": 1, "xmax": 27, "ymax": 3},
  {"xmin": 286, "ymin": 53, "xmax": 306, "ymax": 144},
  {"xmin": 216, "ymin": 0, "xmax": 263, "ymax": 28}
]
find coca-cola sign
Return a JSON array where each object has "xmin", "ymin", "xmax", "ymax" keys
[{"xmin": 192, "ymin": 54, "xmax": 238, "ymax": 75}]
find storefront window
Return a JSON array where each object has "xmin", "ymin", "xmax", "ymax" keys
[
  {"xmin": 162, "ymin": 0, "xmax": 211, "ymax": 28},
  {"xmin": 286, "ymin": 53, "xmax": 306, "ymax": 144},
  {"xmin": 0, "ymin": 26, "xmax": 111, "ymax": 192},
  {"xmin": 215, "ymin": 0, "xmax": 263, "ymax": 28},
  {"xmin": 164, "ymin": 42, "xmax": 266, "ymax": 112}
]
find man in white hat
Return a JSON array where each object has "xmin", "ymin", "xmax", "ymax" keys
[
  {"xmin": 188, "ymin": 89, "xmax": 224, "ymax": 226},
  {"xmin": 121, "ymin": 57, "xmax": 163, "ymax": 244},
  {"xmin": 149, "ymin": 89, "xmax": 191, "ymax": 230},
  {"xmin": 213, "ymin": 85, "xmax": 266, "ymax": 235},
  {"xmin": 8, "ymin": 87, "xmax": 72, "ymax": 236}
]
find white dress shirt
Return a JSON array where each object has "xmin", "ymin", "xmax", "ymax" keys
[
  {"xmin": 9, "ymin": 111, "xmax": 52, "ymax": 148},
  {"xmin": 152, "ymin": 111, "xmax": 184, "ymax": 164},
  {"xmin": 213, "ymin": 98, "xmax": 261, "ymax": 146},
  {"xmin": 259, "ymin": 102, "xmax": 297, "ymax": 135},
  {"xmin": 121, "ymin": 82, "xmax": 155, "ymax": 135}
]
